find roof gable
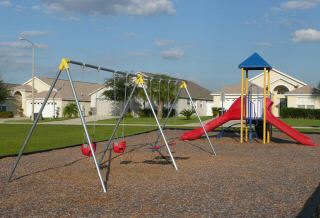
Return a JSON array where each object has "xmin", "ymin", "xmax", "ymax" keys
[
  {"xmin": 239, "ymin": 52, "xmax": 272, "ymax": 70},
  {"xmin": 249, "ymin": 68, "xmax": 307, "ymax": 86}
]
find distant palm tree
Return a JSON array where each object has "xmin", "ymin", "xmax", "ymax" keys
[{"xmin": 63, "ymin": 102, "xmax": 78, "ymax": 118}]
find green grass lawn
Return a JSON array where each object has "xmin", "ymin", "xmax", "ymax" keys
[
  {"xmin": 4, "ymin": 117, "xmax": 72, "ymax": 123},
  {"xmin": 280, "ymin": 118, "xmax": 320, "ymax": 127},
  {"xmin": 0, "ymin": 124, "xmax": 155, "ymax": 157},
  {"xmin": 94, "ymin": 116, "xmax": 212, "ymax": 125}
]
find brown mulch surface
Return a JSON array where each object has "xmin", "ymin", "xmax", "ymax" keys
[{"xmin": 1, "ymin": 130, "xmax": 320, "ymax": 217}]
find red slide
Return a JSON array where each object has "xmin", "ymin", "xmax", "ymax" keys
[
  {"xmin": 181, "ymin": 97, "xmax": 317, "ymax": 146},
  {"xmin": 181, "ymin": 97, "xmax": 245, "ymax": 141},
  {"xmin": 265, "ymin": 98, "xmax": 317, "ymax": 146}
]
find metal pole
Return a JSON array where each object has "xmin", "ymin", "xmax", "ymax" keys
[
  {"xmin": 267, "ymin": 69, "xmax": 271, "ymax": 143},
  {"xmin": 240, "ymin": 68, "xmax": 244, "ymax": 143},
  {"xmin": 245, "ymin": 70, "xmax": 249, "ymax": 142},
  {"xmin": 8, "ymin": 70, "xmax": 63, "ymax": 181},
  {"xmin": 31, "ymin": 45, "xmax": 35, "ymax": 121},
  {"xmin": 153, "ymin": 88, "xmax": 182, "ymax": 147},
  {"xmin": 142, "ymin": 83, "xmax": 178, "ymax": 170},
  {"xmin": 185, "ymin": 87, "xmax": 216, "ymax": 155},
  {"xmin": 263, "ymin": 68, "xmax": 267, "ymax": 144},
  {"xmin": 98, "ymin": 83, "xmax": 138, "ymax": 165},
  {"xmin": 65, "ymin": 68, "xmax": 107, "ymax": 193}
]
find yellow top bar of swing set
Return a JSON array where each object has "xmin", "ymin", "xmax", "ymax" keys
[
  {"xmin": 59, "ymin": 58, "xmax": 70, "ymax": 71},
  {"xmin": 136, "ymin": 73, "xmax": 145, "ymax": 85},
  {"xmin": 180, "ymin": 81, "xmax": 187, "ymax": 89}
]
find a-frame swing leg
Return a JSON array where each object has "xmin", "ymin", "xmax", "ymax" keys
[
  {"xmin": 98, "ymin": 83, "xmax": 138, "ymax": 166},
  {"xmin": 8, "ymin": 69, "xmax": 63, "ymax": 181},
  {"xmin": 183, "ymin": 83, "xmax": 217, "ymax": 156},
  {"xmin": 65, "ymin": 68, "xmax": 107, "ymax": 193},
  {"xmin": 139, "ymin": 75, "xmax": 178, "ymax": 170},
  {"xmin": 152, "ymin": 87, "xmax": 182, "ymax": 147}
]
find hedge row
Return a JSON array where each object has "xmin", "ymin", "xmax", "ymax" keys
[
  {"xmin": 0, "ymin": 111, "xmax": 14, "ymax": 118},
  {"xmin": 280, "ymin": 107, "xmax": 320, "ymax": 119}
]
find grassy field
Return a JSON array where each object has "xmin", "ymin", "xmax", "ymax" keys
[
  {"xmin": 0, "ymin": 124, "xmax": 155, "ymax": 157},
  {"xmin": 280, "ymin": 118, "xmax": 320, "ymax": 127},
  {"xmin": 4, "ymin": 117, "xmax": 72, "ymax": 123},
  {"xmin": 94, "ymin": 116, "xmax": 212, "ymax": 125}
]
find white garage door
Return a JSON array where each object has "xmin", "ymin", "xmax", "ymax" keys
[{"xmin": 27, "ymin": 100, "xmax": 57, "ymax": 118}]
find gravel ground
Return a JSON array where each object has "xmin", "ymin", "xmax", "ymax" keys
[{"xmin": 1, "ymin": 130, "xmax": 320, "ymax": 217}]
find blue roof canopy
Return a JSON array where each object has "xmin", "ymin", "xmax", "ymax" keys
[{"xmin": 238, "ymin": 52, "xmax": 272, "ymax": 70}]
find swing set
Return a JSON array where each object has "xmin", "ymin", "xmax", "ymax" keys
[{"xmin": 8, "ymin": 58, "xmax": 216, "ymax": 193}]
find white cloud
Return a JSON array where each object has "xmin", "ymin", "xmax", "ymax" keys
[
  {"xmin": 274, "ymin": 0, "xmax": 320, "ymax": 11},
  {"xmin": 161, "ymin": 48, "xmax": 184, "ymax": 60},
  {"xmin": 0, "ymin": 0, "xmax": 11, "ymax": 7},
  {"xmin": 0, "ymin": 40, "xmax": 49, "ymax": 74},
  {"xmin": 0, "ymin": 41, "xmax": 48, "ymax": 49},
  {"xmin": 40, "ymin": 0, "xmax": 176, "ymax": 16},
  {"xmin": 20, "ymin": 31, "xmax": 50, "ymax": 37},
  {"xmin": 128, "ymin": 51, "xmax": 147, "ymax": 56},
  {"xmin": 15, "ymin": 5, "xmax": 26, "ymax": 12},
  {"xmin": 292, "ymin": 28, "xmax": 320, "ymax": 42},
  {"xmin": 122, "ymin": 32, "xmax": 139, "ymax": 39},
  {"xmin": 155, "ymin": 39, "xmax": 174, "ymax": 47}
]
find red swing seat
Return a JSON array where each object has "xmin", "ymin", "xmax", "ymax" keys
[
  {"xmin": 81, "ymin": 142, "xmax": 97, "ymax": 157},
  {"xmin": 113, "ymin": 140, "xmax": 127, "ymax": 154},
  {"xmin": 149, "ymin": 145, "xmax": 161, "ymax": 150}
]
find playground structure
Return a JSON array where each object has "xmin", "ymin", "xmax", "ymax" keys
[
  {"xmin": 181, "ymin": 53, "xmax": 317, "ymax": 147},
  {"xmin": 8, "ymin": 58, "xmax": 215, "ymax": 193}
]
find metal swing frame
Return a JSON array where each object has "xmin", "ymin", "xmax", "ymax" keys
[
  {"xmin": 152, "ymin": 81, "xmax": 216, "ymax": 155},
  {"xmin": 98, "ymin": 73, "xmax": 179, "ymax": 170},
  {"xmin": 8, "ymin": 58, "xmax": 215, "ymax": 194},
  {"xmin": 8, "ymin": 58, "xmax": 108, "ymax": 192}
]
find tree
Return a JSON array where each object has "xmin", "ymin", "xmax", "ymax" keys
[
  {"xmin": 103, "ymin": 75, "xmax": 136, "ymax": 101},
  {"xmin": 0, "ymin": 80, "xmax": 10, "ymax": 104},
  {"xmin": 180, "ymin": 109, "xmax": 195, "ymax": 120},
  {"xmin": 143, "ymin": 74, "xmax": 177, "ymax": 119},
  {"xmin": 63, "ymin": 102, "xmax": 78, "ymax": 118},
  {"xmin": 103, "ymin": 74, "xmax": 178, "ymax": 119}
]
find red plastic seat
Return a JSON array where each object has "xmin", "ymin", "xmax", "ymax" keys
[
  {"xmin": 81, "ymin": 142, "xmax": 97, "ymax": 157},
  {"xmin": 149, "ymin": 145, "xmax": 161, "ymax": 150},
  {"xmin": 113, "ymin": 140, "xmax": 126, "ymax": 154}
]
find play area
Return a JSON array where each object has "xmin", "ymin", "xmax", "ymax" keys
[{"xmin": 1, "ymin": 54, "xmax": 320, "ymax": 216}]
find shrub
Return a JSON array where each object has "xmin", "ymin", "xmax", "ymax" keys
[
  {"xmin": 0, "ymin": 111, "xmax": 14, "ymax": 118},
  {"xmin": 280, "ymin": 107, "xmax": 320, "ymax": 119},
  {"xmin": 63, "ymin": 102, "xmax": 78, "ymax": 118},
  {"xmin": 180, "ymin": 109, "xmax": 195, "ymax": 120},
  {"xmin": 212, "ymin": 107, "xmax": 220, "ymax": 117}
]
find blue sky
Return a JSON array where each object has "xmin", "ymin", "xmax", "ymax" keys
[{"xmin": 0, "ymin": 0, "xmax": 319, "ymax": 90}]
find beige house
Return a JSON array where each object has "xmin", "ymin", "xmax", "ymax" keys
[
  {"xmin": 11, "ymin": 77, "xmax": 102, "ymax": 118},
  {"xmin": 285, "ymin": 85, "xmax": 320, "ymax": 109},
  {"xmin": 89, "ymin": 79, "xmax": 214, "ymax": 117},
  {"xmin": 211, "ymin": 68, "xmax": 319, "ymax": 117},
  {"xmin": 3, "ymin": 76, "xmax": 213, "ymax": 118}
]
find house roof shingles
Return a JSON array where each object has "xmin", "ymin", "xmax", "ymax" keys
[
  {"xmin": 180, "ymin": 80, "xmax": 212, "ymax": 101},
  {"xmin": 26, "ymin": 77, "xmax": 103, "ymax": 102},
  {"xmin": 286, "ymin": 85, "xmax": 320, "ymax": 95}
]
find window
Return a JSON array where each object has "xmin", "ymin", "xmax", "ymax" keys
[
  {"xmin": 187, "ymin": 100, "xmax": 190, "ymax": 105},
  {"xmin": 200, "ymin": 101, "xmax": 203, "ymax": 108},
  {"xmin": 0, "ymin": 105, "xmax": 6, "ymax": 111},
  {"xmin": 273, "ymin": 85, "xmax": 289, "ymax": 94},
  {"xmin": 297, "ymin": 97, "xmax": 315, "ymax": 109}
]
